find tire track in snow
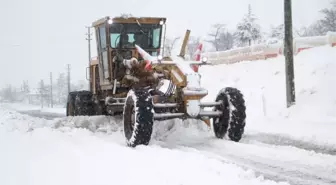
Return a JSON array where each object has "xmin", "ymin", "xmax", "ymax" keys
[
  {"xmin": 217, "ymin": 153, "xmax": 336, "ymax": 185},
  {"xmin": 51, "ymin": 118, "xmax": 336, "ymax": 185},
  {"xmin": 176, "ymin": 140, "xmax": 336, "ymax": 185},
  {"xmin": 18, "ymin": 110, "xmax": 64, "ymax": 120},
  {"xmin": 150, "ymin": 122, "xmax": 336, "ymax": 185},
  {"xmin": 242, "ymin": 133, "xmax": 336, "ymax": 156}
]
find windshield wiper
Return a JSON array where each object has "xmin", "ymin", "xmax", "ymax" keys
[{"xmin": 135, "ymin": 18, "xmax": 146, "ymax": 35}]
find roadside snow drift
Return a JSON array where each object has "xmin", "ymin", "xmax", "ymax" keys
[{"xmin": 199, "ymin": 45, "xmax": 336, "ymax": 146}]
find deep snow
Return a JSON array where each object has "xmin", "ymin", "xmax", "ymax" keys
[
  {"xmin": 1, "ymin": 45, "xmax": 336, "ymax": 185},
  {"xmin": 199, "ymin": 45, "xmax": 336, "ymax": 147},
  {"xmin": 0, "ymin": 108, "xmax": 290, "ymax": 185}
]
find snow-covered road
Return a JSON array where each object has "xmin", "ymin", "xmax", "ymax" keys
[
  {"xmin": 1, "ymin": 109, "xmax": 335, "ymax": 185},
  {"xmin": 1, "ymin": 46, "xmax": 336, "ymax": 185}
]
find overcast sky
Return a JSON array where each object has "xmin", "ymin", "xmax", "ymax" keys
[{"xmin": 0, "ymin": 0, "xmax": 331, "ymax": 89}]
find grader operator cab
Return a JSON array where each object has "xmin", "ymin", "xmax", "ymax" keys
[
  {"xmin": 67, "ymin": 16, "xmax": 166, "ymax": 116},
  {"xmin": 66, "ymin": 16, "xmax": 247, "ymax": 148}
]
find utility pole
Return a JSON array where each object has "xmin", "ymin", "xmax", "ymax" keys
[
  {"xmin": 86, "ymin": 26, "xmax": 92, "ymax": 91},
  {"xmin": 67, "ymin": 64, "xmax": 71, "ymax": 94},
  {"xmin": 50, "ymin": 72, "xmax": 53, "ymax": 108},
  {"xmin": 284, "ymin": 0, "xmax": 296, "ymax": 107},
  {"xmin": 39, "ymin": 80, "xmax": 44, "ymax": 108}
]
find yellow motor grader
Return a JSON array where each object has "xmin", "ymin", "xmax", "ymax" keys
[{"xmin": 66, "ymin": 15, "xmax": 246, "ymax": 147}]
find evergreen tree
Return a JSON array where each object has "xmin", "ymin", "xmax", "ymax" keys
[{"xmin": 235, "ymin": 4, "xmax": 262, "ymax": 47}]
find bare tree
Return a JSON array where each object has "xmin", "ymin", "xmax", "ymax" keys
[
  {"xmin": 163, "ymin": 37, "xmax": 180, "ymax": 56},
  {"xmin": 319, "ymin": 5, "xmax": 336, "ymax": 33},
  {"xmin": 206, "ymin": 24, "xmax": 225, "ymax": 51},
  {"xmin": 218, "ymin": 31, "xmax": 234, "ymax": 50},
  {"xmin": 187, "ymin": 36, "xmax": 201, "ymax": 59},
  {"xmin": 298, "ymin": 22, "xmax": 325, "ymax": 37}
]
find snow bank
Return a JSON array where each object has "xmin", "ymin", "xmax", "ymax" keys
[
  {"xmin": 204, "ymin": 32, "xmax": 336, "ymax": 65},
  {"xmin": 199, "ymin": 45, "xmax": 336, "ymax": 146},
  {"xmin": 0, "ymin": 107, "xmax": 53, "ymax": 132}
]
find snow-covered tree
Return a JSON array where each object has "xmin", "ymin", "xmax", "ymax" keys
[
  {"xmin": 218, "ymin": 31, "xmax": 234, "ymax": 50},
  {"xmin": 206, "ymin": 24, "xmax": 225, "ymax": 51},
  {"xmin": 268, "ymin": 23, "xmax": 319, "ymax": 40},
  {"xmin": 206, "ymin": 24, "xmax": 235, "ymax": 51},
  {"xmin": 319, "ymin": 1, "xmax": 336, "ymax": 33},
  {"xmin": 297, "ymin": 22, "xmax": 325, "ymax": 37},
  {"xmin": 270, "ymin": 24, "xmax": 285, "ymax": 40},
  {"xmin": 56, "ymin": 73, "xmax": 67, "ymax": 104},
  {"xmin": 234, "ymin": 4, "xmax": 262, "ymax": 47},
  {"xmin": 38, "ymin": 80, "xmax": 49, "ymax": 108}
]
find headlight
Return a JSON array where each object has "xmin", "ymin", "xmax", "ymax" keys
[
  {"xmin": 108, "ymin": 19, "xmax": 113, "ymax": 24},
  {"xmin": 201, "ymin": 56, "xmax": 208, "ymax": 63}
]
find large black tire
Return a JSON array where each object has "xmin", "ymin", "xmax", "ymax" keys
[
  {"xmin": 66, "ymin": 91, "xmax": 95, "ymax": 116},
  {"xmin": 74, "ymin": 91, "xmax": 95, "ymax": 116},
  {"xmin": 212, "ymin": 87, "xmax": 246, "ymax": 142},
  {"xmin": 66, "ymin": 91, "xmax": 78, "ymax": 116},
  {"xmin": 123, "ymin": 88, "xmax": 154, "ymax": 147}
]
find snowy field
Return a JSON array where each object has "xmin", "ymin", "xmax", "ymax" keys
[{"xmin": 1, "ymin": 46, "xmax": 336, "ymax": 185}]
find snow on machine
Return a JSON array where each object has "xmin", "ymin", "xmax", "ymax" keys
[{"xmin": 66, "ymin": 15, "xmax": 247, "ymax": 147}]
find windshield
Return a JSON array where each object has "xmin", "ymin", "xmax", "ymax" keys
[{"xmin": 110, "ymin": 23, "xmax": 162, "ymax": 49}]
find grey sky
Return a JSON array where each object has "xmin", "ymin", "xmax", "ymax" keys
[{"xmin": 0, "ymin": 0, "xmax": 330, "ymax": 89}]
